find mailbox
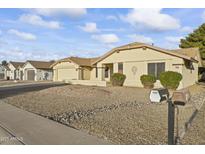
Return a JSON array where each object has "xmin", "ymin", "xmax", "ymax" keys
[
  {"xmin": 150, "ymin": 88, "xmax": 169, "ymax": 103},
  {"xmin": 172, "ymin": 89, "xmax": 191, "ymax": 106}
]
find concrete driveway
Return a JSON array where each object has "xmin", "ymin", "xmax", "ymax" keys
[{"xmin": 0, "ymin": 102, "xmax": 109, "ymax": 145}]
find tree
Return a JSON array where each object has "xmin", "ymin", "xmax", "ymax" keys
[
  {"xmin": 1, "ymin": 60, "xmax": 7, "ymax": 66},
  {"xmin": 180, "ymin": 23, "xmax": 205, "ymax": 59}
]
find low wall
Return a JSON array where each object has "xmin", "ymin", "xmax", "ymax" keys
[{"xmin": 64, "ymin": 80, "xmax": 107, "ymax": 87}]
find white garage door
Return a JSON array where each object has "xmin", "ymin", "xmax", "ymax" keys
[{"xmin": 57, "ymin": 68, "xmax": 77, "ymax": 81}]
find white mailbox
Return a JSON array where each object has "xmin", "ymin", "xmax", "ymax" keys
[{"xmin": 150, "ymin": 88, "xmax": 169, "ymax": 103}]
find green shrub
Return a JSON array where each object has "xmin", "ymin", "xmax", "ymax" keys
[
  {"xmin": 159, "ymin": 71, "xmax": 182, "ymax": 90},
  {"xmin": 111, "ymin": 73, "xmax": 126, "ymax": 86},
  {"xmin": 140, "ymin": 74, "xmax": 156, "ymax": 88}
]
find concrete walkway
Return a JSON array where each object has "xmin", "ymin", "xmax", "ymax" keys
[{"xmin": 0, "ymin": 102, "xmax": 109, "ymax": 145}]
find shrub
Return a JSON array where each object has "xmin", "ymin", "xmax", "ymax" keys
[
  {"xmin": 140, "ymin": 74, "xmax": 156, "ymax": 88},
  {"xmin": 159, "ymin": 71, "xmax": 182, "ymax": 90},
  {"xmin": 111, "ymin": 73, "xmax": 126, "ymax": 86}
]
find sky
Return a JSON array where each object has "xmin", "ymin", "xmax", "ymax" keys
[{"xmin": 0, "ymin": 8, "xmax": 205, "ymax": 62}]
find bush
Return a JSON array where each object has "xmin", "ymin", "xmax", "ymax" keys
[
  {"xmin": 140, "ymin": 74, "xmax": 156, "ymax": 88},
  {"xmin": 111, "ymin": 73, "xmax": 126, "ymax": 86},
  {"xmin": 159, "ymin": 71, "xmax": 182, "ymax": 90}
]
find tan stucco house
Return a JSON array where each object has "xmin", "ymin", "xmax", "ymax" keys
[
  {"xmin": 52, "ymin": 42, "xmax": 200, "ymax": 89},
  {"xmin": 23, "ymin": 60, "xmax": 54, "ymax": 81}
]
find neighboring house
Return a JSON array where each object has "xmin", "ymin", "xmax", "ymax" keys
[
  {"xmin": 7, "ymin": 61, "xmax": 25, "ymax": 80},
  {"xmin": 23, "ymin": 60, "xmax": 54, "ymax": 81},
  {"xmin": 1, "ymin": 65, "xmax": 11, "ymax": 80},
  {"xmin": 52, "ymin": 42, "xmax": 200, "ymax": 89},
  {"xmin": 0, "ymin": 64, "xmax": 5, "ymax": 79},
  {"xmin": 0, "ymin": 65, "xmax": 10, "ymax": 79},
  {"xmin": 52, "ymin": 57, "xmax": 99, "ymax": 82}
]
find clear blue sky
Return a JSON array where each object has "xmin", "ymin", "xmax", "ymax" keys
[{"xmin": 0, "ymin": 8, "xmax": 204, "ymax": 62}]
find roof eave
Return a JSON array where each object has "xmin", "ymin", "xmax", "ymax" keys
[{"xmin": 92, "ymin": 44, "xmax": 198, "ymax": 65}]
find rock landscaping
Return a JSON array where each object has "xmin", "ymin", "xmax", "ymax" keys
[{"xmin": 1, "ymin": 84, "xmax": 205, "ymax": 144}]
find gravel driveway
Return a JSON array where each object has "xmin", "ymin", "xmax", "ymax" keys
[{"xmin": 1, "ymin": 84, "xmax": 205, "ymax": 144}]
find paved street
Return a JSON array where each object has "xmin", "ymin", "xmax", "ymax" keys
[{"xmin": 0, "ymin": 82, "xmax": 65, "ymax": 99}]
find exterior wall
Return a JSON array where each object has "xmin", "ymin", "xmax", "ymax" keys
[
  {"xmin": 95, "ymin": 47, "xmax": 189, "ymax": 89},
  {"xmin": 82, "ymin": 67, "xmax": 91, "ymax": 80},
  {"xmin": 5, "ymin": 69, "xmax": 10, "ymax": 79},
  {"xmin": 36, "ymin": 69, "xmax": 53, "ymax": 81},
  {"xmin": 90, "ymin": 67, "xmax": 97, "ymax": 80},
  {"xmin": 0, "ymin": 65, "xmax": 5, "ymax": 79},
  {"xmin": 7, "ymin": 63, "xmax": 16, "ymax": 80},
  {"xmin": 16, "ymin": 67, "xmax": 24, "ymax": 80},
  {"xmin": 53, "ymin": 61, "xmax": 79, "ymax": 81},
  {"xmin": 0, "ymin": 66, "xmax": 4, "ymax": 73},
  {"xmin": 181, "ymin": 61, "xmax": 198, "ymax": 88}
]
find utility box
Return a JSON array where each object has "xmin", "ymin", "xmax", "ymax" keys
[
  {"xmin": 172, "ymin": 89, "xmax": 191, "ymax": 106},
  {"xmin": 149, "ymin": 88, "xmax": 169, "ymax": 103}
]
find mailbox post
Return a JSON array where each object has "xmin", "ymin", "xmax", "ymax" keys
[
  {"xmin": 149, "ymin": 88, "xmax": 191, "ymax": 145},
  {"xmin": 171, "ymin": 88, "xmax": 191, "ymax": 145},
  {"xmin": 168, "ymin": 98, "xmax": 175, "ymax": 145}
]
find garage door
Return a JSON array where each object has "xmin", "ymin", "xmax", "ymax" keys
[
  {"xmin": 57, "ymin": 68, "xmax": 77, "ymax": 81},
  {"xmin": 27, "ymin": 70, "xmax": 35, "ymax": 80}
]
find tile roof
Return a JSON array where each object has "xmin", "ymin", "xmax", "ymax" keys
[
  {"xmin": 27, "ymin": 60, "xmax": 54, "ymax": 69},
  {"xmin": 3, "ymin": 65, "xmax": 10, "ymax": 70},
  {"xmin": 10, "ymin": 61, "xmax": 25, "ymax": 69},
  {"xmin": 171, "ymin": 48, "xmax": 202, "ymax": 67},
  {"xmin": 92, "ymin": 42, "xmax": 199, "ymax": 64},
  {"xmin": 69, "ymin": 57, "xmax": 100, "ymax": 67},
  {"xmin": 51, "ymin": 56, "xmax": 100, "ymax": 67}
]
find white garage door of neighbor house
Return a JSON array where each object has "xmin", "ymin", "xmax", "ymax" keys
[{"xmin": 57, "ymin": 68, "xmax": 77, "ymax": 81}]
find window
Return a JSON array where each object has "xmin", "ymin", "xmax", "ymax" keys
[
  {"xmin": 148, "ymin": 62, "xmax": 165, "ymax": 79},
  {"xmin": 96, "ymin": 68, "xmax": 98, "ymax": 78},
  {"xmin": 118, "ymin": 63, "xmax": 123, "ymax": 73}
]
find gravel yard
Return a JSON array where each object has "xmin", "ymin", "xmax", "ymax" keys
[{"xmin": 1, "ymin": 84, "xmax": 205, "ymax": 144}]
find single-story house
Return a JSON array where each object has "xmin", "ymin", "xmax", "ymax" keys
[
  {"xmin": 52, "ymin": 57, "xmax": 99, "ymax": 81},
  {"xmin": 23, "ymin": 60, "xmax": 54, "ymax": 81},
  {"xmin": 0, "ymin": 64, "xmax": 5, "ymax": 79},
  {"xmin": 0, "ymin": 64, "xmax": 11, "ymax": 80},
  {"xmin": 7, "ymin": 61, "xmax": 25, "ymax": 80},
  {"xmin": 2, "ymin": 65, "xmax": 11, "ymax": 80},
  {"xmin": 52, "ymin": 42, "xmax": 200, "ymax": 89}
]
